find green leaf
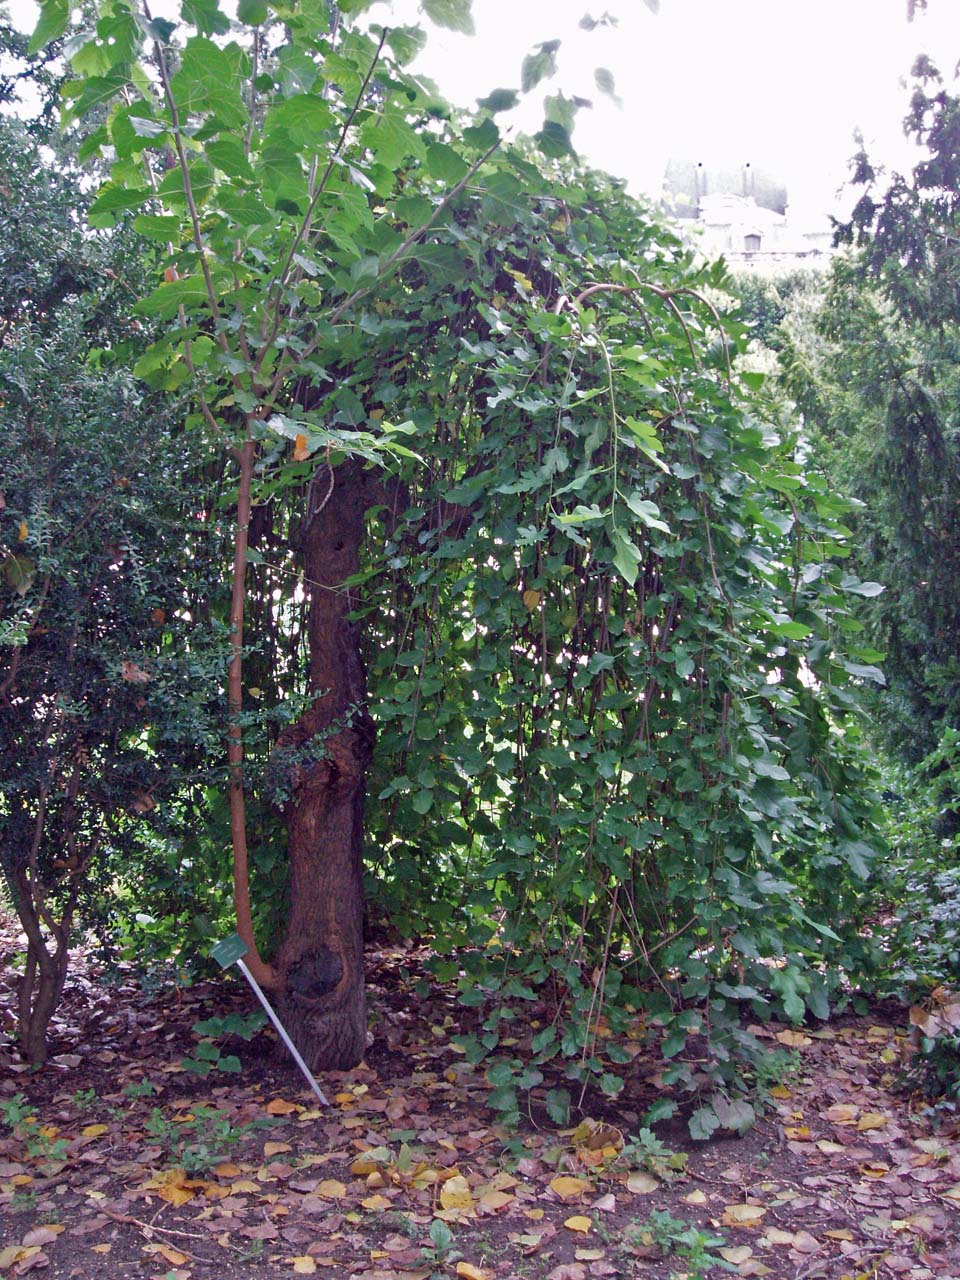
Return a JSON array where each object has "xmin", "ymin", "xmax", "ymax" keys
[
  {"xmin": 545, "ymin": 1087, "xmax": 571, "ymax": 1125},
  {"xmin": 169, "ymin": 36, "xmax": 248, "ymax": 130},
  {"xmin": 521, "ymin": 40, "xmax": 559, "ymax": 93},
  {"xmin": 623, "ymin": 492, "xmax": 670, "ymax": 533},
  {"xmin": 132, "ymin": 214, "xmax": 183, "ymax": 242},
  {"xmin": 237, "ymin": 0, "xmax": 268, "ymax": 23},
  {"xmin": 477, "ymin": 87, "xmax": 519, "ymax": 114},
  {"xmin": 594, "ymin": 67, "xmax": 619, "ymax": 103},
  {"xmin": 425, "ymin": 142, "xmax": 469, "ymax": 184},
  {"xmin": 421, "ymin": 0, "xmax": 475, "ymax": 35},
  {"xmin": 610, "ymin": 528, "xmax": 641, "ymax": 586},
  {"xmin": 535, "ymin": 120, "xmax": 575, "ymax": 159},
  {"xmin": 180, "ymin": 0, "xmax": 231, "ymax": 35},
  {"xmin": 87, "ymin": 185, "xmax": 153, "ymax": 227},
  {"xmin": 688, "ymin": 1105, "xmax": 720, "ymax": 1141},
  {"xmin": 29, "ymin": 0, "xmax": 69, "ymax": 54}
]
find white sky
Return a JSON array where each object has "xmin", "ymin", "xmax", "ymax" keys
[{"xmin": 7, "ymin": 0, "xmax": 960, "ymax": 229}]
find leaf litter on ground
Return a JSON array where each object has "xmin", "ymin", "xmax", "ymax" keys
[{"xmin": 0, "ymin": 934, "xmax": 959, "ymax": 1279}]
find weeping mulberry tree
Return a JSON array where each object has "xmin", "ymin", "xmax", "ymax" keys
[{"xmin": 32, "ymin": 0, "xmax": 881, "ymax": 1113}]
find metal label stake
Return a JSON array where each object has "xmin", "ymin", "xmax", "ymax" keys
[{"xmin": 211, "ymin": 933, "xmax": 329, "ymax": 1107}]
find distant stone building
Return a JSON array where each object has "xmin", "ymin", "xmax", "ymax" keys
[{"xmin": 662, "ymin": 160, "xmax": 832, "ymax": 274}]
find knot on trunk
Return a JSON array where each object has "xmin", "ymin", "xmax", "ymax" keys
[{"xmin": 287, "ymin": 947, "xmax": 344, "ymax": 1004}]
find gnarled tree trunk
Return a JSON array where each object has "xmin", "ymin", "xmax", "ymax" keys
[{"xmin": 271, "ymin": 460, "xmax": 376, "ymax": 1071}]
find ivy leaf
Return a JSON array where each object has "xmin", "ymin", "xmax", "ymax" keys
[{"xmin": 421, "ymin": 0, "xmax": 475, "ymax": 35}]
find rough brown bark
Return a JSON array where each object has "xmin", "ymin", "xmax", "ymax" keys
[{"xmin": 271, "ymin": 460, "xmax": 376, "ymax": 1071}]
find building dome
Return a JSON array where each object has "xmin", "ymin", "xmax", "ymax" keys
[{"xmin": 663, "ymin": 159, "xmax": 787, "ymax": 220}]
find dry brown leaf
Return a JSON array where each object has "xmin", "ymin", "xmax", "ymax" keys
[
  {"xmin": 721, "ymin": 1203, "xmax": 766, "ymax": 1228},
  {"xmin": 824, "ymin": 1103, "xmax": 858, "ymax": 1125},
  {"xmin": 265, "ymin": 1098, "xmax": 300, "ymax": 1116},
  {"xmin": 549, "ymin": 1175, "xmax": 591, "ymax": 1200},
  {"xmin": 774, "ymin": 1030, "xmax": 811, "ymax": 1047},
  {"xmin": 22, "ymin": 1227, "xmax": 63, "ymax": 1247},
  {"xmin": 563, "ymin": 1216, "xmax": 592, "ymax": 1234},
  {"xmin": 791, "ymin": 1230, "xmax": 821, "ymax": 1254},
  {"xmin": 214, "ymin": 1162, "xmax": 243, "ymax": 1178},
  {"xmin": 825, "ymin": 1229, "xmax": 854, "ymax": 1241},
  {"xmin": 264, "ymin": 1141, "xmax": 292, "ymax": 1156}
]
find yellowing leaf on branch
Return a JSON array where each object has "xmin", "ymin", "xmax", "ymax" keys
[
  {"xmin": 521, "ymin": 588, "xmax": 541, "ymax": 611},
  {"xmin": 293, "ymin": 432, "xmax": 310, "ymax": 462}
]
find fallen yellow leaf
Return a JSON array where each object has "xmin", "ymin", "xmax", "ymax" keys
[
  {"xmin": 719, "ymin": 1245, "xmax": 753, "ymax": 1264},
  {"xmin": 721, "ymin": 1203, "xmax": 766, "ymax": 1228},
  {"xmin": 477, "ymin": 1189, "xmax": 514, "ymax": 1211},
  {"xmin": 856, "ymin": 1112, "xmax": 888, "ymax": 1131},
  {"xmin": 440, "ymin": 1175, "xmax": 474, "ymax": 1211},
  {"xmin": 549, "ymin": 1175, "xmax": 591, "ymax": 1200},
  {"xmin": 456, "ymin": 1264, "xmax": 492, "ymax": 1280},
  {"xmin": 290, "ymin": 1256, "xmax": 317, "ymax": 1274},
  {"xmin": 81, "ymin": 1123, "xmax": 110, "ymax": 1138},
  {"xmin": 316, "ymin": 1179, "xmax": 347, "ymax": 1199},
  {"xmin": 784, "ymin": 1125, "xmax": 812, "ymax": 1141},
  {"xmin": 769, "ymin": 1084, "xmax": 791, "ymax": 1099},
  {"xmin": 360, "ymin": 1194, "xmax": 392, "ymax": 1210},
  {"xmin": 684, "ymin": 1190, "xmax": 707, "ymax": 1205},
  {"xmin": 763, "ymin": 1227, "xmax": 795, "ymax": 1246},
  {"xmin": 626, "ymin": 1171, "xmax": 658, "ymax": 1194},
  {"xmin": 91, "ymin": 1245, "xmax": 112, "ymax": 1255},
  {"xmin": 563, "ymin": 1216, "xmax": 592, "ymax": 1234},
  {"xmin": 825, "ymin": 1229, "xmax": 854, "ymax": 1241},
  {"xmin": 157, "ymin": 1182, "xmax": 196, "ymax": 1207}
]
